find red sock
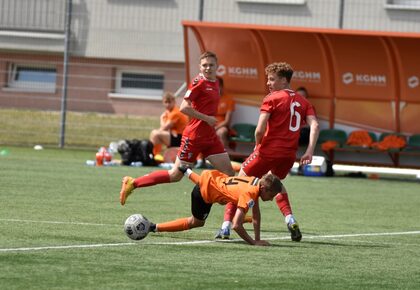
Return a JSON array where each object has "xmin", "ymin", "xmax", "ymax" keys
[
  {"xmin": 275, "ymin": 193, "xmax": 292, "ymax": 216},
  {"xmin": 157, "ymin": 217, "xmax": 190, "ymax": 232},
  {"xmin": 153, "ymin": 144, "xmax": 162, "ymax": 156},
  {"xmin": 133, "ymin": 170, "xmax": 170, "ymax": 188},
  {"xmin": 223, "ymin": 202, "xmax": 237, "ymax": 222}
]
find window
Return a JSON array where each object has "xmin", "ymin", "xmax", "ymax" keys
[
  {"xmin": 7, "ymin": 64, "xmax": 57, "ymax": 92},
  {"xmin": 113, "ymin": 69, "xmax": 164, "ymax": 100},
  {"xmin": 385, "ymin": 0, "xmax": 420, "ymax": 10}
]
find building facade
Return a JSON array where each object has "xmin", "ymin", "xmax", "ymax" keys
[{"xmin": 0, "ymin": 0, "xmax": 419, "ymax": 115}]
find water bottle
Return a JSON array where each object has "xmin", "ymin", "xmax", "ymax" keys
[
  {"xmin": 130, "ymin": 161, "xmax": 143, "ymax": 167},
  {"xmin": 158, "ymin": 163, "xmax": 174, "ymax": 169},
  {"xmin": 86, "ymin": 160, "xmax": 96, "ymax": 166}
]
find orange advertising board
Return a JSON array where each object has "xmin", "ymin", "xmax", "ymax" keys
[{"xmin": 183, "ymin": 21, "xmax": 420, "ymax": 135}]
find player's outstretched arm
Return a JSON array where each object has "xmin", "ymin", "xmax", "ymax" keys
[
  {"xmin": 300, "ymin": 115, "xmax": 319, "ymax": 165},
  {"xmin": 232, "ymin": 207, "xmax": 270, "ymax": 246},
  {"xmin": 252, "ymin": 202, "xmax": 262, "ymax": 241}
]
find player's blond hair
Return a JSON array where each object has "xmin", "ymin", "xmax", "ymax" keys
[
  {"xmin": 260, "ymin": 173, "xmax": 283, "ymax": 193},
  {"xmin": 162, "ymin": 92, "xmax": 176, "ymax": 102},
  {"xmin": 265, "ymin": 62, "xmax": 294, "ymax": 83}
]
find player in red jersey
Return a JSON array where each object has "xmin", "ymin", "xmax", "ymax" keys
[
  {"xmin": 146, "ymin": 166, "xmax": 283, "ymax": 246},
  {"xmin": 215, "ymin": 62, "xmax": 320, "ymax": 242},
  {"xmin": 119, "ymin": 51, "xmax": 234, "ymax": 206}
]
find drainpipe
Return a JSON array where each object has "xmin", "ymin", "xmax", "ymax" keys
[{"xmin": 59, "ymin": 0, "xmax": 72, "ymax": 148}]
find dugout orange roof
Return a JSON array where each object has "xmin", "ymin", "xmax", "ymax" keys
[{"xmin": 182, "ymin": 21, "xmax": 420, "ymax": 134}]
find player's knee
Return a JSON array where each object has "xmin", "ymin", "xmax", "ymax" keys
[
  {"xmin": 216, "ymin": 127, "xmax": 227, "ymax": 137},
  {"xmin": 168, "ymin": 168, "xmax": 184, "ymax": 182},
  {"xmin": 150, "ymin": 130, "xmax": 158, "ymax": 140},
  {"xmin": 189, "ymin": 217, "xmax": 205, "ymax": 228}
]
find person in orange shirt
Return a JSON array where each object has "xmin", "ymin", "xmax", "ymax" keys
[
  {"xmin": 146, "ymin": 166, "xmax": 283, "ymax": 246},
  {"xmin": 149, "ymin": 92, "xmax": 188, "ymax": 157}
]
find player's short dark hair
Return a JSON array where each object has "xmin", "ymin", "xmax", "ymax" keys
[
  {"xmin": 260, "ymin": 173, "xmax": 283, "ymax": 193},
  {"xmin": 200, "ymin": 51, "xmax": 218, "ymax": 63},
  {"xmin": 265, "ymin": 62, "xmax": 294, "ymax": 83},
  {"xmin": 296, "ymin": 86, "xmax": 308, "ymax": 98}
]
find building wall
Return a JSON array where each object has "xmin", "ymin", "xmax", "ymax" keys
[
  {"xmin": 344, "ymin": 0, "xmax": 420, "ymax": 32},
  {"xmin": 71, "ymin": 0, "xmax": 199, "ymax": 62},
  {"xmin": 0, "ymin": 0, "xmax": 65, "ymax": 32},
  {"xmin": 2, "ymin": 1, "xmax": 420, "ymax": 62},
  {"xmin": 0, "ymin": 0, "xmax": 420, "ymax": 116},
  {"xmin": 0, "ymin": 52, "xmax": 184, "ymax": 116},
  {"xmin": 203, "ymin": 0, "xmax": 341, "ymax": 28}
]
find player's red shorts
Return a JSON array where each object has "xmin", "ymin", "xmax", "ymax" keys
[
  {"xmin": 242, "ymin": 149, "xmax": 295, "ymax": 180},
  {"xmin": 177, "ymin": 135, "xmax": 226, "ymax": 163}
]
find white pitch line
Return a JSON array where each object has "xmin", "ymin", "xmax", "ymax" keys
[
  {"xmin": 0, "ymin": 218, "xmax": 119, "ymax": 227},
  {"xmin": 302, "ymin": 231, "xmax": 420, "ymax": 239},
  {"xmin": 1, "ymin": 230, "xmax": 419, "ymax": 253},
  {"xmin": 0, "ymin": 242, "xmax": 136, "ymax": 252}
]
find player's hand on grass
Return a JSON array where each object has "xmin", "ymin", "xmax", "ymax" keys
[{"xmin": 254, "ymin": 240, "xmax": 270, "ymax": 246}]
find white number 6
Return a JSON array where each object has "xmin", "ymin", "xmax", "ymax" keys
[{"xmin": 289, "ymin": 102, "xmax": 301, "ymax": 132}]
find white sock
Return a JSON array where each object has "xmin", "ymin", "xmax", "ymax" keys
[
  {"xmin": 222, "ymin": 221, "xmax": 232, "ymax": 230},
  {"xmin": 285, "ymin": 214, "xmax": 296, "ymax": 225},
  {"xmin": 185, "ymin": 168, "xmax": 193, "ymax": 177}
]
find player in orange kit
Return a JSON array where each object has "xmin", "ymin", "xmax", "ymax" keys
[
  {"xmin": 146, "ymin": 166, "xmax": 283, "ymax": 246},
  {"xmin": 216, "ymin": 62, "xmax": 320, "ymax": 242}
]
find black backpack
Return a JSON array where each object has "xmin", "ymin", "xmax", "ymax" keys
[{"xmin": 117, "ymin": 139, "xmax": 156, "ymax": 166}]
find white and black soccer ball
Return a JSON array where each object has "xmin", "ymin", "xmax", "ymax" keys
[{"xmin": 124, "ymin": 214, "xmax": 150, "ymax": 240}]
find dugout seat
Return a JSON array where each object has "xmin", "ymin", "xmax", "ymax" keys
[
  {"xmin": 317, "ymin": 129, "xmax": 347, "ymax": 147},
  {"xmin": 344, "ymin": 130, "xmax": 377, "ymax": 149},
  {"xmin": 229, "ymin": 123, "xmax": 256, "ymax": 143},
  {"xmin": 228, "ymin": 123, "xmax": 256, "ymax": 161},
  {"xmin": 403, "ymin": 134, "xmax": 420, "ymax": 152}
]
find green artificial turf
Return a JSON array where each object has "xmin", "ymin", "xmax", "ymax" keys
[{"xmin": 0, "ymin": 147, "xmax": 419, "ymax": 289}]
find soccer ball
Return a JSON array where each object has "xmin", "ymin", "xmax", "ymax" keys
[{"xmin": 124, "ymin": 214, "xmax": 150, "ymax": 240}]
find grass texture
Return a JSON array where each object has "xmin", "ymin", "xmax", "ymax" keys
[
  {"xmin": 0, "ymin": 147, "xmax": 419, "ymax": 289},
  {"xmin": 0, "ymin": 108, "xmax": 159, "ymax": 149}
]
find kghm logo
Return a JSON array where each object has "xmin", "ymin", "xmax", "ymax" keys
[
  {"xmin": 217, "ymin": 65, "xmax": 226, "ymax": 76},
  {"xmin": 217, "ymin": 64, "xmax": 258, "ymax": 78},
  {"xmin": 408, "ymin": 76, "xmax": 419, "ymax": 88},
  {"xmin": 342, "ymin": 72, "xmax": 387, "ymax": 86},
  {"xmin": 292, "ymin": 71, "xmax": 321, "ymax": 83},
  {"xmin": 342, "ymin": 72, "xmax": 353, "ymax": 84}
]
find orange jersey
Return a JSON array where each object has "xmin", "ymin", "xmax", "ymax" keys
[
  {"xmin": 198, "ymin": 170, "xmax": 260, "ymax": 213},
  {"xmin": 215, "ymin": 94, "xmax": 235, "ymax": 125},
  {"xmin": 162, "ymin": 105, "xmax": 188, "ymax": 135}
]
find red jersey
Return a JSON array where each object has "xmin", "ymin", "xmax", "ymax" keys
[
  {"xmin": 182, "ymin": 74, "xmax": 220, "ymax": 140},
  {"xmin": 199, "ymin": 170, "xmax": 260, "ymax": 213},
  {"xmin": 259, "ymin": 89, "xmax": 316, "ymax": 158}
]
